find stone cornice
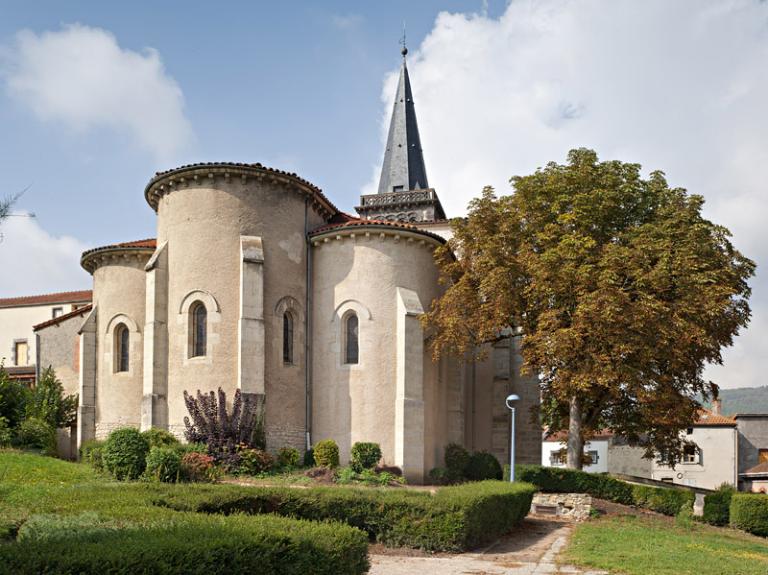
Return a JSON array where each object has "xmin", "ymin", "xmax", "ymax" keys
[
  {"xmin": 311, "ymin": 225, "xmax": 444, "ymax": 249},
  {"xmin": 81, "ymin": 246, "xmax": 155, "ymax": 274},
  {"xmin": 143, "ymin": 162, "xmax": 337, "ymax": 220}
]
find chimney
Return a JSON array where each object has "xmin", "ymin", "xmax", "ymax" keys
[{"xmin": 712, "ymin": 399, "xmax": 722, "ymax": 416}]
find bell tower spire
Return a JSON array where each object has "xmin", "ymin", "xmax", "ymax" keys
[{"xmin": 356, "ymin": 42, "xmax": 445, "ymax": 223}]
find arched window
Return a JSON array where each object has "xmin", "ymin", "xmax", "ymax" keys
[
  {"xmin": 115, "ymin": 323, "xmax": 129, "ymax": 372},
  {"xmin": 283, "ymin": 312, "xmax": 294, "ymax": 364},
  {"xmin": 344, "ymin": 313, "xmax": 359, "ymax": 365},
  {"xmin": 190, "ymin": 301, "xmax": 207, "ymax": 358}
]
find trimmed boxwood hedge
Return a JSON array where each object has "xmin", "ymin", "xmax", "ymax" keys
[
  {"xmin": 730, "ymin": 493, "xmax": 768, "ymax": 536},
  {"xmin": 0, "ymin": 514, "xmax": 369, "ymax": 575},
  {"xmin": 511, "ymin": 464, "xmax": 694, "ymax": 516},
  {"xmin": 153, "ymin": 480, "xmax": 536, "ymax": 552},
  {"xmin": 702, "ymin": 486, "xmax": 735, "ymax": 526}
]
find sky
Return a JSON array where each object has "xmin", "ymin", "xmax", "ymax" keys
[{"xmin": 0, "ymin": 0, "xmax": 766, "ymax": 389}]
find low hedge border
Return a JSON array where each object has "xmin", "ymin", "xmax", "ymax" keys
[
  {"xmin": 509, "ymin": 464, "xmax": 694, "ymax": 516},
  {"xmin": 0, "ymin": 513, "xmax": 369, "ymax": 575},
  {"xmin": 730, "ymin": 493, "xmax": 768, "ymax": 536},
  {"xmin": 153, "ymin": 480, "xmax": 536, "ymax": 552}
]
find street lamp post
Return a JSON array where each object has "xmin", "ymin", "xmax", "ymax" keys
[{"xmin": 505, "ymin": 394, "xmax": 520, "ymax": 482}]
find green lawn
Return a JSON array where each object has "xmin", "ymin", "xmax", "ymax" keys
[{"xmin": 564, "ymin": 514, "xmax": 768, "ymax": 575}]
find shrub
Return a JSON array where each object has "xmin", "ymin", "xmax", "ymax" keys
[
  {"xmin": 514, "ymin": 464, "xmax": 693, "ymax": 515},
  {"xmin": 278, "ymin": 446, "xmax": 300, "ymax": 469},
  {"xmin": 703, "ymin": 483, "xmax": 736, "ymax": 526},
  {"xmin": 102, "ymin": 427, "xmax": 150, "ymax": 480},
  {"xmin": 17, "ymin": 417, "xmax": 56, "ymax": 453},
  {"xmin": 180, "ymin": 451, "xmax": 216, "ymax": 482},
  {"xmin": 730, "ymin": 493, "xmax": 768, "ymax": 536},
  {"xmin": 444, "ymin": 443, "xmax": 470, "ymax": 478},
  {"xmin": 1, "ymin": 514, "xmax": 370, "ymax": 575},
  {"xmin": 145, "ymin": 446, "xmax": 183, "ymax": 482},
  {"xmin": 238, "ymin": 448, "xmax": 274, "ymax": 475},
  {"xmin": 350, "ymin": 442, "xmax": 382, "ymax": 472},
  {"xmin": 24, "ymin": 367, "xmax": 77, "ymax": 429},
  {"xmin": 631, "ymin": 484, "xmax": 694, "ymax": 516},
  {"xmin": 79, "ymin": 439, "xmax": 106, "ymax": 470},
  {"xmin": 303, "ymin": 447, "xmax": 314, "ymax": 467},
  {"xmin": 183, "ymin": 388, "xmax": 263, "ymax": 465},
  {"xmin": 515, "ymin": 464, "xmax": 634, "ymax": 505},
  {"xmin": 0, "ymin": 416, "xmax": 12, "ymax": 447},
  {"xmin": 465, "ymin": 451, "xmax": 503, "ymax": 481},
  {"xmin": 0, "ymin": 365, "xmax": 30, "ymax": 429},
  {"xmin": 141, "ymin": 428, "xmax": 180, "ymax": 449},
  {"xmin": 16, "ymin": 512, "xmax": 120, "ymax": 544},
  {"xmin": 314, "ymin": 439, "xmax": 340, "ymax": 468},
  {"xmin": 154, "ymin": 480, "xmax": 536, "ymax": 552},
  {"xmin": 675, "ymin": 505, "xmax": 695, "ymax": 529}
]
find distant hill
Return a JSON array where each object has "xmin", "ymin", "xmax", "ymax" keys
[{"xmin": 705, "ymin": 386, "xmax": 768, "ymax": 416}]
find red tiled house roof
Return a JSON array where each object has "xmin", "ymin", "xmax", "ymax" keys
[{"xmin": 0, "ymin": 290, "xmax": 92, "ymax": 309}]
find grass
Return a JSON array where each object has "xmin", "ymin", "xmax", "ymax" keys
[
  {"xmin": 0, "ymin": 449, "xmax": 98, "ymax": 485},
  {"xmin": 564, "ymin": 514, "xmax": 768, "ymax": 575}
]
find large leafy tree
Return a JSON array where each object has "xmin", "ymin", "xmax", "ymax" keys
[{"xmin": 424, "ymin": 149, "xmax": 755, "ymax": 469}]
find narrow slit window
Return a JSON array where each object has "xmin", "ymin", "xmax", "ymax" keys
[
  {"xmin": 345, "ymin": 313, "xmax": 359, "ymax": 365},
  {"xmin": 115, "ymin": 323, "xmax": 129, "ymax": 372},
  {"xmin": 191, "ymin": 302, "xmax": 207, "ymax": 358},
  {"xmin": 283, "ymin": 312, "xmax": 294, "ymax": 364}
]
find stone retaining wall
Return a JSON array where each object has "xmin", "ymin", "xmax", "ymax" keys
[{"xmin": 530, "ymin": 492, "xmax": 592, "ymax": 521}]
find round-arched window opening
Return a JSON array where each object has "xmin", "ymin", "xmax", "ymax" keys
[
  {"xmin": 344, "ymin": 313, "xmax": 359, "ymax": 365},
  {"xmin": 115, "ymin": 323, "xmax": 129, "ymax": 373},
  {"xmin": 190, "ymin": 301, "xmax": 207, "ymax": 358}
]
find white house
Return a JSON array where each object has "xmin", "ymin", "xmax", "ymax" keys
[{"xmin": 541, "ymin": 430, "xmax": 612, "ymax": 474}]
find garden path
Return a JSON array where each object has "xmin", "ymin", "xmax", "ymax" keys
[{"xmin": 369, "ymin": 517, "xmax": 607, "ymax": 575}]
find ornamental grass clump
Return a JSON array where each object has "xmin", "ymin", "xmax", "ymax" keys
[{"xmin": 102, "ymin": 427, "xmax": 150, "ymax": 480}]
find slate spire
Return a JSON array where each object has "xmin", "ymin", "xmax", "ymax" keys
[{"xmin": 377, "ymin": 47, "xmax": 429, "ymax": 195}]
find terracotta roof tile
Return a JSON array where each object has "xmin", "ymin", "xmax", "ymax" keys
[
  {"xmin": 0, "ymin": 290, "xmax": 92, "ymax": 309},
  {"xmin": 544, "ymin": 429, "xmax": 614, "ymax": 442},
  {"xmin": 695, "ymin": 408, "xmax": 736, "ymax": 426},
  {"xmin": 33, "ymin": 304, "xmax": 93, "ymax": 331},
  {"xmin": 81, "ymin": 238, "xmax": 157, "ymax": 259},
  {"xmin": 743, "ymin": 461, "xmax": 768, "ymax": 476},
  {"xmin": 145, "ymin": 162, "xmax": 339, "ymax": 215}
]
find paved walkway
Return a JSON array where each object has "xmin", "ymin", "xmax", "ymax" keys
[{"xmin": 369, "ymin": 518, "xmax": 607, "ymax": 575}]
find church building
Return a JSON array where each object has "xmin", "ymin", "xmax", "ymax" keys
[{"xmin": 63, "ymin": 47, "xmax": 541, "ymax": 482}]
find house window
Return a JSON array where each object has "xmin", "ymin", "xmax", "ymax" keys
[
  {"xmin": 392, "ymin": 185, "xmax": 404, "ymax": 192},
  {"xmin": 283, "ymin": 312, "xmax": 294, "ymax": 364},
  {"xmin": 759, "ymin": 449, "xmax": 768, "ymax": 464},
  {"xmin": 114, "ymin": 323, "xmax": 129, "ymax": 372},
  {"xmin": 14, "ymin": 340, "xmax": 28, "ymax": 366},
  {"xmin": 190, "ymin": 301, "xmax": 207, "ymax": 358},
  {"xmin": 52, "ymin": 307, "xmax": 63, "ymax": 318},
  {"xmin": 344, "ymin": 313, "xmax": 359, "ymax": 365},
  {"xmin": 549, "ymin": 449, "xmax": 565, "ymax": 466},
  {"xmin": 683, "ymin": 445, "xmax": 699, "ymax": 464}
]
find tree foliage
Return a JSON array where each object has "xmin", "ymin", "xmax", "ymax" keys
[
  {"xmin": 27, "ymin": 367, "xmax": 78, "ymax": 429},
  {"xmin": 0, "ymin": 363, "xmax": 30, "ymax": 429},
  {"xmin": 424, "ymin": 149, "xmax": 755, "ymax": 468}
]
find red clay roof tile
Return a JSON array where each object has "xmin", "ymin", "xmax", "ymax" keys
[{"xmin": 0, "ymin": 290, "xmax": 92, "ymax": 309}]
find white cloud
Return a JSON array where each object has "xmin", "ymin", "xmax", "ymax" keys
[
  {"xmin": 0, "ymin": 215, "xmax": 90, "ymax": 296},
  {"xmin": 369, "ymin": 0, "xmax": 768, "ymax": 389},
  {"xmin": 3, "ymin": 24, "xmax": 193, "ymax": 161}
]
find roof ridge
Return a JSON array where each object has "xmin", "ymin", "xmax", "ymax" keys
[{"xmin": 0, "ymin": 290, "xmax": 92, "ymax": 308}]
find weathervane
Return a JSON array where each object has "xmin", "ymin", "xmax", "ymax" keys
[{"xmin": 400, "ymin": 22, "xmax": 407, "ymax": 57}]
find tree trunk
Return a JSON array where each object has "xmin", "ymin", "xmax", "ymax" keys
[{"xmin": 567, "ymin": 395, "xmax": 584, "ymax": 470}]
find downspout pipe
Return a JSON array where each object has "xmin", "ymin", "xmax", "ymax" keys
[{"xmin": 304, "ymin": 198, "xmax": 313, "ymax": 451}]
